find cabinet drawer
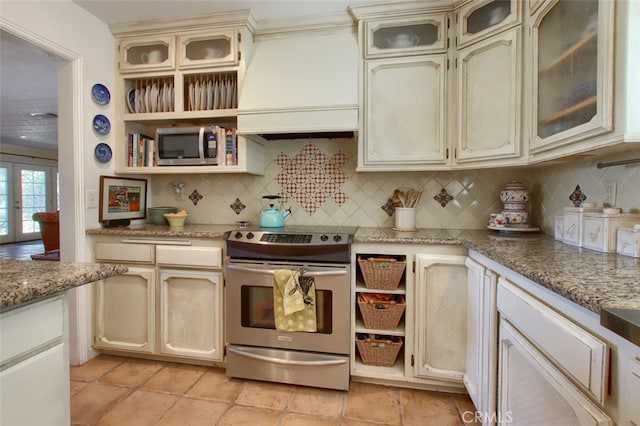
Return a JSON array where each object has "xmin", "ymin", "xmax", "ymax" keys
[
  {"xmin": 156, "ymin": 245, "xmax": 222, "ymax": 268},
  {"xmin": 1, "ymin": 296, "xmax": 64, "ymax": 363},
  {"xmin": 95, "ymin": 243, "xmax": 155, "ymax": 264},
  {"xmin": 497, "ymin": 278, "xmax": 608, "ymax": 404}
]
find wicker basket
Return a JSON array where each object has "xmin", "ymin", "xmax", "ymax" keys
[
  {"xmin": 358, "ymin": 256, "xmax": 406, "ymax": 289},
  {"xmin": 358, "ymin": 294, "xmax": 406, "ymax": 330},
  {"xmin": 356, "ymin": 334, "xmax": 403, "ymax": 367}
]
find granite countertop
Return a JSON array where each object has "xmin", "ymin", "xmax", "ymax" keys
[
  {"xmin": 0, "ymin": 260, "xmax": 128, "ymax": 312},
  {"xmin": 354, "ymin": 227, "xmax": 640, "ymax": 313},
  {"xmin": 85, "ymin": 223, "xmax": 231, "ymax": 239},
  {"xmin": 355, "ymin": 227, "xmax": 640, "ymax": 346}
]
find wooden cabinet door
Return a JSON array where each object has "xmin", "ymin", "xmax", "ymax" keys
[
  {"xmin": 158, "ymin": 268, "xmax": 223, "ymax": 361},
  {"xmin": 93, "ymin": 266, "xmax": 156, "ymax": 353},
  {"xmin": 464, "ymin": 257, "xmax": 498, "ymax": 425},
  {"xmin": 118, "ymin": 35, "xmax": 175, "ymax": 73},
  {"xmin": 498, "ymin": 319, "xmax": 611, "ymax": 425},
  {"xmin": 529, "ymin": 0, "xmax": 614, "ymax": 155},
  {"xmin": 456, "ymin": 27, "xmax": 522, "ymax": 163},
  {"xmin": 414, "ymin": 254, "xmax": 467, "ymax": 382},
  {"xmin": 361, "ymin": 55, "xmax": 448, "ymax": 169}
]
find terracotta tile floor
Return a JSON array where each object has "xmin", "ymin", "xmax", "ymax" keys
[{"xmin": 71, "ymin": 355, "xmax": 478, "ymax": 426}]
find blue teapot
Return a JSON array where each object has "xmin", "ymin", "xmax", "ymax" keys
[{"xmin": 259, "ymin": 195, "xmax": 291, "ymax": 228}]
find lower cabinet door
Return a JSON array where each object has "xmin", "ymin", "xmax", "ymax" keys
[
  {"xmin": 158, "ymin": 268, "xmax": 223, "ymax": 361},
  {"xmin": 414, "ymin": 254, "xmax": 468, "ymax": 382},
  {"xmin": 498, "ymin": 319, "xmax": 611, "ymax": 425},
  {"xmin": 94, "ymin": 266, "xmax": 156, "ymax": 353},
  {"xmin": 0, "ymin": 343, "xmax": 69, "ymax": 426}
]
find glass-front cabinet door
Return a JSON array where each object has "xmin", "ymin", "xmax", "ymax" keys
[
  {"xmin": 530, "ymin": 0, "xmax": 614, "ymax": 153},
  {"xmin": 457, "ymin": 0, "xmax": 521, "ymax": 47},
  {"xmin": 365, "ymin": 14, "xmax": 447, "ymax": 58},
  {"xmin": 178, "ymin": 30, "xmax": 239, "ymax": 69},
  {"xmin": 118, "ymin": 35, "xmax": 175, "ymax": 73}
]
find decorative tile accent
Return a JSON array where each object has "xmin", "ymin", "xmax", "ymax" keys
[
  {"xmin": 381, "ymin": 199, "xmax": 395, "ymax": 216},
  {"xmin": 434, "ymin": 188, "xmax": 454, "ymax": 207},
  {"xmin": 275, "ymin": 143, "xmax": 348, "ymax": 215},
  {"xmin": 229, "ymin": 198, "xmax": 246, "ymax": 215},
  {"xmin": 569, "ymin": 184, "xmax": 586, "ymax": 207},
  {"xmin": 189, "ymin": 189, "xmax": 203, "ymax": 206}
]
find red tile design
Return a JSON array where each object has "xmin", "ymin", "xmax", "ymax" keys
[{"xmin": 276, "ymin": 143, "xmax": 348, "ymax": 214}]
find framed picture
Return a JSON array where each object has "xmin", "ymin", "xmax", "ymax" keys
[{"xmin": 99, "ymin": 176, "xmax": 147, "ymax": 222}]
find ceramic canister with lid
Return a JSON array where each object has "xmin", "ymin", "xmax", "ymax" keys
[{"xmin": 500, "ymin": 181, "xmax": 529, "ymax": 225}]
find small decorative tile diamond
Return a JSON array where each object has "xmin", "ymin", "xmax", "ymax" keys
[
  {"xmin": 381, "ymin": 199, "xmax": 395, "ymax": 216},
  {"xmin": 275, "ymin": 143, "xmax": 348, "ymax": 215},
  {"xmin": 229, "ymin": 198, "xmax": 246, "ymax": 215},
  {"xmin": 189, "ymin": 189, "xmax": 203, "ymax": 206},
  {"xmin": 434, "ymin": 188, "xmax": 454, "ymax": 207},
  {"xmin": 569, "ymin": 184, "xmax": 586, "ymax": 207}
]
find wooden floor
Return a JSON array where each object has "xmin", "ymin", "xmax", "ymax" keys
[{"xmin": 0, "ymin": 240, "xmax": 45, "ymax": 260}]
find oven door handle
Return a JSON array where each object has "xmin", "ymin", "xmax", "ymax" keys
[
  {"xmin": 226, "ymin": 264, "xmax": 348, "ymax": 277},
  {"xmin": 227, "ymin": 346, "xmax": 347, "ymax": 367}
]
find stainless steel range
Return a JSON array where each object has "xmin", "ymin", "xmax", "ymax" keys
[{"xmin": 224, "ymin": 226, "xmax": 355, "ymax": 391}]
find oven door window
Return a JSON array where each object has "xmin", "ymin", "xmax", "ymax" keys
[{"xmin": 240, "ymin": 286, "xmax": 333, "ymax": 334}]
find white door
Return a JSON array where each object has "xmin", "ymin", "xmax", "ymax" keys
[
  {"xmin": 456, "ymin": 27, "xmax": 522, "ymax": 163},
  {"xmin": 0, "ymin": 162, "xmax": 58, "ymax": 244},
  {"xmin": 158, "ymin": 268, "xmax": 223, "ymax": 361},
  {"xmin": 414, "ymin": 254, "xmax": 468, "ymax": 382},
  {"xmin": 362, "ymin": 55, "xmax": 448, "ymax": 168},
  {"xmin": 93, "ymin": 266, "xmax": 156, "ymax": 353},
  {"xmin": 464, "ymin": 257, "xmax": 499, "ymax": 425},
  {"xmin": 498, "ymin": 318, "xmax": 611, "ymax": 425}
]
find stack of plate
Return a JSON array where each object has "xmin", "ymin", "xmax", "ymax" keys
[{"xmin": 126, "ymin": 81, "xmax": 174, "ymax": 114}]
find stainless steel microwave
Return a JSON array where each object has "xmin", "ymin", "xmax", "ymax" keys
[{"xmin": 155, "ymin": 126, "xmax": 218, "ymax": 166}]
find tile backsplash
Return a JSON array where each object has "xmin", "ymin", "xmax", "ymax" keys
[
  {"xmin": 530, "ymin": 146, "xmax": 640, "ymax": 234},
  {"xmin": 150, "ymin": 138, "xmax": 527, "ymax": 229},
  {"xmin": 149, "ymin": 138, "xmax": 640, "ymax": 234}
]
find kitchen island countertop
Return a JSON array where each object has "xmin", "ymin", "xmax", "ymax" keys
[{"xmin": 0, "ymin": 260, "xmax": 128, "ymax": 311}]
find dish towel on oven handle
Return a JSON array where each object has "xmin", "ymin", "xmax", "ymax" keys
[{"xmin": 273, "ymin": 269, "xmax": 317, "ymax": 332}]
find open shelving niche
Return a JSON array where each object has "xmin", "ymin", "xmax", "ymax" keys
[
  {"xmin": 113, "ymin": 42, "xmax": 265, "ymax": 175},
  {"xmin": 352, "ymin": 253, "xmax": 407, "ymax": 381}
]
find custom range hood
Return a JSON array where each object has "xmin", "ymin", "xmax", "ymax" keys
[{"xmin": 237, "ymin": 18, "xmax": 359, "ymax": 140}]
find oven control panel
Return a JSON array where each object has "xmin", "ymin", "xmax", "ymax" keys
[{"xmin": 225, "ymin": 230, "xmax": 352, "ymax": 245}]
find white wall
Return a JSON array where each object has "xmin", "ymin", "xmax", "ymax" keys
[{"xmin": 1, "ymin": 0, "xmax": 117, "ymax": 365}]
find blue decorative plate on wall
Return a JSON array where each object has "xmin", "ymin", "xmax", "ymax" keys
[
  {"xmin": 91, "ymin": 83, "xmax": 110, "ymax": 105},
  {"xmin": 94, "ymin": 143, "xmax": 112, "ymax": 163},
  {"xmin": 93, "ymin": 114, "xmax": 110, "ymax": 135}
]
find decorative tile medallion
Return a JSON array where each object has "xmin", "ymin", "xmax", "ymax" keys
[
  {"xmin": 189, "ymin": 189, "xmax": 203, "ymax": 206},
  {"xmin": 229, "ymin": 198, "xmax": 246, "ymax": 215},
  {"xmin": 569, "ymin": 184, "xmax": 586, "ymax": 207},
  {"xmin": 381, "ymin": 199, "xmax": 395, "ymax": 216},
  {"xmin": 434, "ymin": 188, "xmax": 454, "ymax": 207},
  {"xmin": 275, "ymin": 143, "xmax": 348, "ymax": 215}
]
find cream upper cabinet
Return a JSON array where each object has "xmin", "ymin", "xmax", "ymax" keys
[
  {"xmin": 177, "ymin": 30, "xmax": 239, "ymax": 69},
  {"xmin": 110, "ymin": 12, "xmax": 265, "ymax": 175},
  {"xmin": 118, "ymin": 35, "xmax": 175, "ymax": 73},
  {"xmin": 352, "ymin": 5, "xmax": 450, "ymax": 171},
  {"xmin": 529, "ymin": 0, "xmax": 614, "ymax": 156},
  {"xmin": 352, "ymin": 1, "xmax": 526, "ymax": 171},
  {"xmin": 362, "ymin": 54, "xmax": 448, "ymax": 168},
  {"xmin": 456, "ymin": 0, "xmax": 521, "ymax": 48},
  {"xmin": 455, "ymin": 26, "xmax": 522, "ymax": 163},
  {"xmin": 365, "ymin": 15, "xmax": 447, "ymax": 58}
]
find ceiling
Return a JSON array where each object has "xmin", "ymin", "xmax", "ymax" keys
[{"xmin": 0, "ymin": 0, "xmax": 383, "ymax": 152}]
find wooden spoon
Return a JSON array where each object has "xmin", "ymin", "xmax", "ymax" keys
[{"xmin": 392, "ymin": 189, "xmax": 403, "ymax": 207}]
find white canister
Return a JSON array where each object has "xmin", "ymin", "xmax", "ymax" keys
[{"xmin": 395, "ymin": 207, "xmax": 416, "ymax": 230}]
